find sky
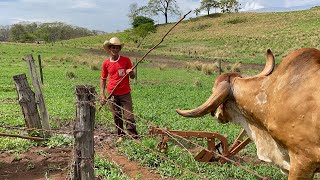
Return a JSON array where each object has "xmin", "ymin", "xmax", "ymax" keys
[{"xmin": 0, "ymin": 0, "xmax": 320, "ymax": 33}]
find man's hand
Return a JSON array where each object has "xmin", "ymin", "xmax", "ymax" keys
[
  {"xmin": 126, "ymin": 68, "xmax": 135, "ymax": 79},
  {"xmin": 100, "ymin": 92, "xmax": 106, "ymax": 106},
  {"xmin": 126, "ymin": 68, "xmax": 133, "ymax": 74}
]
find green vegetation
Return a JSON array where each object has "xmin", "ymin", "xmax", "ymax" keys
[
  {"xmin": 2, "ymin": 7, "xmax": 320, "ymax": 179},
  {"xmin": 95, "ymin": 156, "xmax": 129, "ymax": 179},
  {"xmin": 0, "ymin": 22, "xmax": 98, "ymax": 43},
  {"xmin": 61, "ymin": 7, "xmax": 320, "ymax": 64}
]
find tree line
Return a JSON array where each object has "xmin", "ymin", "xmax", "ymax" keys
[
  {"xmin": 0, "ymin": 22, "xmax": 100, "ymax": 43},
  {"xmin": 128, "ymin": 0, "xmax": 241, "ymax": 25}
]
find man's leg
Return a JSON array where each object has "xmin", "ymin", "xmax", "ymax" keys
[
  {"xmin": 108, "ymin": 96, "xmax": 125, "ymax": 136},
  {"xmin": 120, "ymin": 93, "xmax": 138, "ymax": 138}
]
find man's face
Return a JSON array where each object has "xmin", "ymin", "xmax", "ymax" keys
[{"xmin": 109, "ymin": 45, "xmax": 121, "ymax": 55}]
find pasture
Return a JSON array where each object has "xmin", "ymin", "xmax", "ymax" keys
[
  {"xmin": 0, "ymin": 42, "xmax": 285, "ymax": 179},
  {"xmin": 1, "ymin": 8, "xmax": 320, "ymax": 179}
]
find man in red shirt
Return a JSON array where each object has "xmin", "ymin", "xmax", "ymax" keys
[{"xmin": 100, "ymin": 37, "xmax": 138, "ymax": 142}]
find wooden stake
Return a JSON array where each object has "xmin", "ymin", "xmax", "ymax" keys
[
  {"xmin": 74, "ymin": 85, "xmax": 95, "ymax": 180},
  {"xmin": 0, "ymin": 132, "xmax": 45, "ymax": 141}
]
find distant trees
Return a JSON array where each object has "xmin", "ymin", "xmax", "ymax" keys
[
  {"xmin": 0, "ymin": 22, "xmax": 97, "ymax": 43},
  {"xmin": 220, "ymin": 0, "xmax": 241, "ymax": 13},
  {"xmin": 196, "ymin": 0, "xmax": 241, "ymax": 15}
]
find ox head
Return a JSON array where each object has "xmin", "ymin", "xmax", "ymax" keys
[{"xmin": 176, "ymin": 49, "xmax": 275, "ymax": 124}]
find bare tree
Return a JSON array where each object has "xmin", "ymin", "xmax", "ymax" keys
[{"xmin": 145, "ymin": 0, "xmax": 181, "ymax": 24}]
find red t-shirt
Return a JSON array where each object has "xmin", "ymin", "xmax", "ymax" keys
[{"xmin": 100, "ymin": 55, "xmax": 132, "ymax": 95}]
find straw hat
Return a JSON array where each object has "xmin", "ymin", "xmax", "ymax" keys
[{"xmin": 103, "ymin": 37, "xmax": 124, "ymax": 51}]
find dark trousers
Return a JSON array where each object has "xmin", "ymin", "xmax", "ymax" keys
[{"xmin": 108, "ymin": 93, "xmax": 138, "ymax": 137}]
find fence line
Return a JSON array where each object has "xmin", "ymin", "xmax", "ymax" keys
[{"xmin": 2, "ymin": 85, "xmax": 268, "ymax": 179}]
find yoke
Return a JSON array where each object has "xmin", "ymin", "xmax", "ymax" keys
[{"xmin": 149, "ymin": 127, "xmax": 251, "ymax": 164}]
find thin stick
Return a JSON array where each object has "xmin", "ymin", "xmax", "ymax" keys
[
  {"xmin": 99, "ymin": 10, "xmax": 192, "ymax": 111},
  {"xmin": 0, "ymin": 132, "xmax": 46, "ymax": 141}
]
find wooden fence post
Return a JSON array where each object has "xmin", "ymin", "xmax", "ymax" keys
[
  {"xmin": 38, "ymin": 54, "xmax": 44, "ymax": 84},
  {"xmin": 134, "ymin": 58, "xmax": 138, "ymax": 83},
  {"xmin": 219, "ymin": 59, "xmax": 222, "ymax": 75},
  {"xmin": 25, "ymin": 54, "xmax": 50, "ymax": 130},
  {"xmin": 74, "ymin": 85, "xmax": 95, "ymax": 180},
  {"xmin": 13, "ymin": 74, "xmax": 42, "ymax": 129}
]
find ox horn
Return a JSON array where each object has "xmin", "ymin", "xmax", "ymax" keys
[
  {"xmin": 253, "ymin": 49, "xmax": 275, "ymax": 77},
  {"xmin": 176, "ymin": 81, "xmax": 231, "ymax": 117}
]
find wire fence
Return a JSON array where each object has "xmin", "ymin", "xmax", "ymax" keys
[{"xmin": 0, "ymin": 97, "xmax": 270, "ymax": 180}]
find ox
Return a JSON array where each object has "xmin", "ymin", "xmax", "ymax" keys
[{"xmin": 176, "ymin": 48, "xmax": 320, "ymax": 179}]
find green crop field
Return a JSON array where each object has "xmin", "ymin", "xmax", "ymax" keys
[{"xmin": 1, "ymin": 7, "xmax": 320, "ymax": 179}]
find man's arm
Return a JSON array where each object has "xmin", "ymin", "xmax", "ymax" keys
[{"xmin": 100, "ymin": 78, "xmax": 107, "ymax": 105}]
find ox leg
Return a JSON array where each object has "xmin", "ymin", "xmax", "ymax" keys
[{"xmin": 288, "ymin": 155, "xmax": 316, "ymax": 180}]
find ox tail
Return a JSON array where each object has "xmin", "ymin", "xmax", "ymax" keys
[
  {"xmin": 176, "ymin": 81, "xmax": 231, "ymax": 117},
  {"xmin": 253, "ymin": 49, "xmax": 275, "ymax": 77}
]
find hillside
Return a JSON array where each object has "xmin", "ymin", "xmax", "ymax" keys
[{"xmin": 62, "ymin": 7, "xmax": 320, "ymax": 64}]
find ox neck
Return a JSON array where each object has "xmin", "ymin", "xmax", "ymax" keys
[{"xmin": 232, "ymin": 77, "xmax": 269, "ymax": 125}]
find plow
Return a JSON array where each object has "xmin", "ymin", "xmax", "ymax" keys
[{"xmin": 149, "ymin": 127, "xmax": 251, "ymax": 164}]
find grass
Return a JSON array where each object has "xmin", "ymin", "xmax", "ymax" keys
[{"xmin": 0, "ymin": 41, "xmax": 287, "ymax": 179}]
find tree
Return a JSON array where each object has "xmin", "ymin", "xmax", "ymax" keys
[
  {"xmin": 134, "ymin": 23, "xmax": 156, "ymax": 48},
  {"xmin": 145, "ymin": 0, "xmax": 181, "ymax": 24},
  {"xmin": 220, "ymin": 0, "xmax": 241, "ymax": 13},
  {"xmin": 129, "ymin": 16, "xmax": 156, "ymax": 48},
  {"xmin": 0, "ymin": 25, "xmax": 10, "ymax": 41},
  {"xmin": 199, "ymin": 0, "xmax": 220, "ymax": 15},
  {"xmin": 9, "ymin": 24, "xmax": 28, "ymax": 42},
  {"xmin": 132, "ymin": 16, "xmax": 155, "ymax": 28},
  {"xmin": 128, "ymin": 3, "xmax": 140, "ymax": 22}
]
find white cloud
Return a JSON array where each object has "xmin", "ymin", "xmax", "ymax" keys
[
  {"xmin": 71, "ymin": 1, "xmax": 97, "ymax": 9},
  {"xmin": 242, "ymin": 1, "xmax": 264, "ymax": 11}
]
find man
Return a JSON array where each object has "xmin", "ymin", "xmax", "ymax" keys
[{"xmin": 100, "ymin": 37, "xmax": 138, "ymax": 143}]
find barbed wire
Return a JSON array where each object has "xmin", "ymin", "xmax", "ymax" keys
[
  {"xmin": 0, "ymin": 86, "xmax": 269, "ymax": 179},
  {"xmin": 101, "ymin": 99, "xmax": 269, "ymax": 179}
]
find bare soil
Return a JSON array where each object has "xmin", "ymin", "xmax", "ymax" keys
[{"xmin": 0, "ymin": 127, "xmax": 166, "ymax": 180}]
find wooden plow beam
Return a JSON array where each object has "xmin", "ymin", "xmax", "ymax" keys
[{"xmin": 149, "ymin": 127, "xmax": 251, "ymax": 164}]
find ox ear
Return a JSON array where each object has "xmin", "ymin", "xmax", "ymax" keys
[
  {"xmin": 176, "ymin": 81, "xmax": 231, "ymax": 118},
  {"xmin": 253, "ymin": 49, "xmax": 275, "ymax": 77}
]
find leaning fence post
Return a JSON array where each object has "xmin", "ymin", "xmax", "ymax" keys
[
  {"xmin": 25, "ymin": 54, "xmax": 50, "ymax": 130},
  {"xmin": 13, "ymin": 74, "xmax": 42, "ymax": 129},
  {"xmin": 74, "ymin": 85, "xmax": 96, "ymax": 180}
]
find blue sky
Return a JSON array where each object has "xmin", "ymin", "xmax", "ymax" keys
[{"xmin": 0, "ymin": 0, "xmax": 319, "ymax": 32}]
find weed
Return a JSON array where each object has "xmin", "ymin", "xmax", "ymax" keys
[
  {"xmin": 90, "ymin": 64, "xmax": 99, "ymax": 71},
  {"xmin": 26, "ymin": 162, "xmax": 35, "ymax": 171},
  {"xmin": 46, "ymin": 134, "xmax": 73, "ymax": 148},
  {"xmin": 65, "ymin": 71, "xmax": 77, "ymax": 79}
]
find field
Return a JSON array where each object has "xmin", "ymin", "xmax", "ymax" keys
[{"xmin": 1, "ymin": 8, "xmax": 320, "ymax": 180}]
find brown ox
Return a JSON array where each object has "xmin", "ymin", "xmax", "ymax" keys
[{"xmin": 176, "ymin": 48, "xmax": 320, "ymax": 179}]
